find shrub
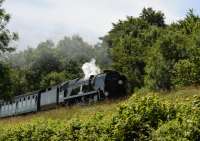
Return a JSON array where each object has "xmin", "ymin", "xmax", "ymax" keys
[
  {"xmin": 173, "ymin": 59, "xmax": 198, "ymax": 86},
  {"xmin": 1, "ymin": 95, "xmax": 200, "ymax": 141},
  {"xmin": 153, "ymin": 97, "xmax": 200, "ymax": 141},
  {"xmin": 110, "ymin": 96, "xmax": 177, "ymax": 140}
]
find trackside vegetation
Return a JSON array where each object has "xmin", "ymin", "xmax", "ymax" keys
[{"xmin": 1, "ymin": 87, "xmax": 200, "ymax": 140}]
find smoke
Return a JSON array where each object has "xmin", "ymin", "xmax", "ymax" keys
[{"xmin": 82, "ymin": 58, "xmax": 101, "ymax": 79}]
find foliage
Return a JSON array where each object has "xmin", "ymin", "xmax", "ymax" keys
[
  {"xmin": 177, "ymin": 9, "xmax": 200, "ymax": 35},
  {"xmin": 103, "ymin": 7, "xmax": 200, "ymax": 91},
  {"xmin": 144, "ymin": 47, "xmax": 172, "ymax": 90},
  {"xmin": 40, "ymin": 72, "xmax": 66, "ymax": 89},
  {"xmin": 140, "ymin": 7, "xmax": 165, "ymax": 27},
  {"xmin": 172, "ymin": 59, "xmax": 198, "ymax": 86},
  {"xmin": 1, "ymin": 35, "xmax": 111, "ymax": 97},
  {"xmin": 0, "ymin": 0, "xmax": 18, "ymax": 99},
  {"xmin": 103, "ymin": 17, "xmax": 151, "ymax": 90},
  {"xmin": 0, "ymin": 0, "xmax": 18, "ymax": 54},
  {"xmin": 152, "ymin": 97, "xmax": 200, "ymax": 141},
  {"xmin": 0, "ymin": 62, "xmax": 13, "ymax": 99},
  {"xmin": 109, "ymin": 96, "xmax": 177, "ymax": 140},
  {"xmin": 1, "ymin": 94, "xmax": 200, "ymax": 140}
]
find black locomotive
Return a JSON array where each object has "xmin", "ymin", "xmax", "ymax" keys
[{"xmin": 0, "ymin": 70, "xmax": 127, "ymax": 118}]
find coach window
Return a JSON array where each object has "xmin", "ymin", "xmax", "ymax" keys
[
  {"xmin": 28, "ymin": 96, "xmax": 30, "ymax": 100},
  {"xmin": 64, "ymin": 90, "xmax": 68, "ymax": 97}
]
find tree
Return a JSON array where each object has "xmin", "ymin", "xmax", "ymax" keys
[
  {"xmin": 111, "ymin": 36, "xmax": 146, "ymax": 89},
  {"xmin": 94, "ymin": 42, "xmax": 112, "ymax": 69},
  {"xmin": 172, "ymin": 32, "xmax": 200, "ymax": 86},
  {"xmin": 145, "ymin": 47, "xmax": 172, "ymax": 90},
  {"xmin": 64, "ymin": 60, "xmax": 83, "ymax": 80},
  {"xmin": 171, "ymin": 9, "xmax": 200, "ymax": 35},
  {"xmin": 0, "ymin": 0, "xmax": 18, "ymax": 99},
  {"xmin": 172, "ymin": 59, "xmax": 198, "ymax": 86},
  {"xmin": 33, "ymin": 40, "xmax": 61, "ymax": 74},
  {"xmin": 102, "ymin": 13, "xmax": 162, "ymax": 91},
  {"xmin": 56, "ymin": 35, "xmax": 94, "ymax": 61},
  {"xmin": 140, "ymin": 7, "xmax": 165, "ymax": 27},
  {"xmin": 0, "ymin": 62, "xmax": 13, "ymax": 99},
  {"xmin": 11, "ymin": 68, "xmax": 28, "ymax": 96},
  {"xmin": 40, "ymin": 72, "xmax": 66, "ymax": 89},
  {"xmin": 0, "ymin": 0, "xmax": 18, "ymax": 54},
  {"xmin": 144, "ymin": 31, "xmax": 189, "ymax": 90},
  {"xmin": 27, "ymin": 40, "xmax": 62, "ymax": 91}
]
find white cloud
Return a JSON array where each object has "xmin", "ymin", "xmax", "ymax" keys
[{"xmin": 3, "ymin": 0, "xmax": 200, "ymax": 50}]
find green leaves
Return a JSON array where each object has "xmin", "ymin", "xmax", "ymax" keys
[
  {"xmin": 104, "ymin": 7, "xmax": 200, "ymax": 91},
  {"xmin": 0, "ymin": 0, "xmax": 18, "ymax": 54},
  {"xmin": 0, "ymin": 62, "xmax": 13, "ymax": 99},
  {"xmin": 140, "ymin": 7, "xmax": 165, "ymax": 27},
  {"xmin": 1, "ymin": 95, "xmax": 200, "ymax": 140}
]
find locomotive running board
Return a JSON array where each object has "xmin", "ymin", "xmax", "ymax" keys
[{"xmin": 64, "ymin": 90, "xmax": 99, "ymax": 100}]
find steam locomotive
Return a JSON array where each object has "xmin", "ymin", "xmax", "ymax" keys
[{"xmin": 0, "ymin": 70, "xmax": 127, "ymax": 118}]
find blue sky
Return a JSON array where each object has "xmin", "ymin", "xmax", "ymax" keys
[{"xmin": 3, "ymin": 0, "xmax": 200, "ymax": 50}]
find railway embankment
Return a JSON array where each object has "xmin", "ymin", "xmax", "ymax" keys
[{"xmin": 1, "ymin": 86, "xmax": 200, "ymax": 140}]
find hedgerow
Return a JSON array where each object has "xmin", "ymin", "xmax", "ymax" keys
[{"xmin": 1, "ymin": 95, "xmax": 200, "ymax": 141}]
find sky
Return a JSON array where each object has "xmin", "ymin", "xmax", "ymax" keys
[{"xmin": 3, "ymin": 0, "xmax": 200, "ymax": 50}]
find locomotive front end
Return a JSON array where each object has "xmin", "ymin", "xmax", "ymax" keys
[{"xmin": 104, "ymin": 70, "xmax": 127, "ymax": 98}]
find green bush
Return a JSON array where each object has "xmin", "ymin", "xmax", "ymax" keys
[
  {"xmin": 173, "ymin": 59, "xmax": 198, "ymax": 86},
  {"xmin": 153, "ymin": 97, "xmax": 200, "ymax": 141},
  {"xmin": 1, "ymin": 95, "xmax": 200, "ymax": 141},
  {"xmin": 110, "ymin": 96, "xmax": 177, "ymax": 140}
]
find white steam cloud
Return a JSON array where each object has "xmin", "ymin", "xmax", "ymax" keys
[{"xmin": 82, "ymin": 58, "xmax": 101, "ymax": 79}]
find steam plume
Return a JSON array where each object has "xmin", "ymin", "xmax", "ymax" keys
[{"xmin": 82, "ymin": 58, "xmax": 101, "ymax": 79}]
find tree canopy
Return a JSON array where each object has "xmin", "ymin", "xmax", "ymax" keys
[
  {"xmin": 1, "ymin": 7, "xmax": 200, "ymax": 99},
  {"xmin": 102, "ymin": 8, "xmax": 200, "ymax": 91}
]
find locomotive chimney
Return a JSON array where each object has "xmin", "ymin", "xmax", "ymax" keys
[{"xmin": 81, "ymin": 58, "xmax": 101, "ymax": 80}]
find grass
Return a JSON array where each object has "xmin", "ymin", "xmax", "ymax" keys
[
  {"xmin": 0, "ymin": 98, "xmax": 123, "ymax": 127},
  {"xmin": 1, "ymin": 85, "xmax": 200, "ymax": 128},
  {"xmin": 137, "ymin": 85, "xmax": 200, "ymax": 103},
  {"xmin": 159, "ymin": 85, "xmax": 200, "ymax": 104}
]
